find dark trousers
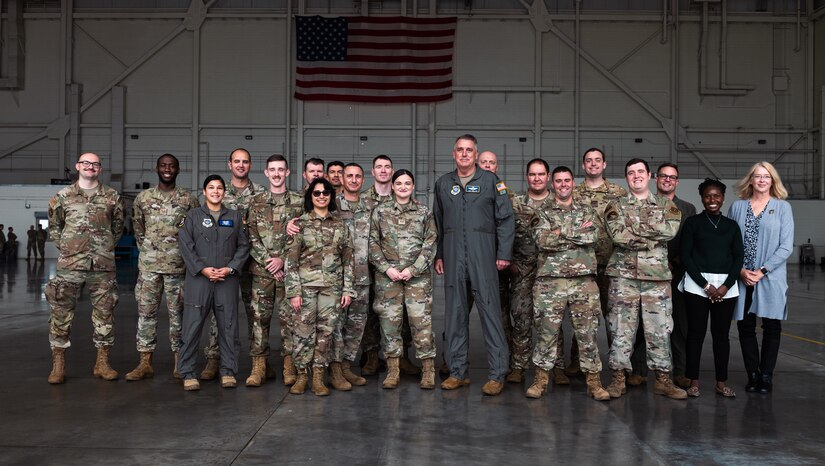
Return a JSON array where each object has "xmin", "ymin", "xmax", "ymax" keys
[
  {"xmin": 684, "ymin": 292, "xmax": 735, "ymax": 381},
  {"xmin": 737, "ymin": 286, "xmax": 782, "ymax": 376}
]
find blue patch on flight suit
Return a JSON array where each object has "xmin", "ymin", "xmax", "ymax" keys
[
  {"xmin": 465, "ymin": 185, "xmax": 480, "ymax": 193},
  {"xmin": 219, "ymin": 219, "xmax": 234, "ymax": 227},
  {"xmin": 202, "ymin": 218, "xmax": 213, "ymax": 228},
  {"xmin": 450, "ymin": 185, "xmax": 461, "ymax": 196}
]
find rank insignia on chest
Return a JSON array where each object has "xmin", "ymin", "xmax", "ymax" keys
[
  {"xmin": 450, "ymin": 185, "xmax": 461, "ymax": 196},
  {"xmin": 398, "ymin": 217, "xmax": 406, "ymax": 225},
  {"xmin": 219, "ymin": 219, "xmax": 234, "ymax": 227},
  {"xmin": 465, "ymin": 185, "xmax": 480, "ymax": 193},
  {"xmin": 202, "ymin": 218, "xmax": 213, "ymax": 228}
]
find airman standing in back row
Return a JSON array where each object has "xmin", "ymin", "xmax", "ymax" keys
[
  {"xmin": 26, "ymin": 225, "xmax": 38, "ymax": 261},
  {"xmin": 46, "ymin": 152, "xmax": 124, "ymax": 384},
  {"xmin": 202, "ymin": 148, "xmax": 267, "ymax": 381},
  {"xmin": 567, "ymin": 148, "xmax": 627, "ymax": 376},
  {"xmin": 603, "ymin": 158, "xmax": 686, "ymax": 400},
  {"xmin": 126, "ymin": 154, "xmax": 199, "ymax": 381},
  {"xmin": 37, "ymin": 224, "xmax": 48, "ymax": 260}
]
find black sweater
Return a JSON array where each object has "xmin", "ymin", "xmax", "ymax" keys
[{"xmin": 680, "ymin": 212, "xmax": 744, "ymax": 290}]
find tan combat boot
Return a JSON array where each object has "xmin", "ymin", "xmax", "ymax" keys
[
  {"xmin": 383, "ymin": 357, "xmax": 401, "ymax": 389},
  {"xmin": 92, "ymin": 346, "xmax": 118, "ymax": 381},
  {"xmin": 245, "ymin": 356, "xmax": 266, "ymax": 387},
  {"xmin": 183, "ymin": 378, "xmax": 200, "ymax": 391},
  {"xmin": 506, "ymin": 368, "xmax": 525, "ymax": 383},
  {"xmin": 526, "ymin": 368, "xmax": 549, "ymax": 399},
  {"xmin": 606, "ymin": 370, "xmax": 627, "ymax": 399},
  {"xmin": 48, "ymin": 347, "xmax": 66, "ymax": 384},
  {"xmin": 329, "ymin": 362, "xmax": 352, "ymax": 391},
  {"xmin": 420, "ymin": 358, "xmax": 435, "ymax": 390},
  {"xmin": 125, "ymin": 352, "xmax": 154, "ymax": 381},
  {"xmin": 311, "ymin": 366, "xmax": 330, "ymax": 396},
  {"xmin": 283, "ymin": 355, "xmax": 297, "ymax": 386},
  {"xmin": 585, "ymin": 372, "xmax": 611, "ymax": 401},
  {"xmin": 399, "ymin": 356, "xmax": 421, "ymax": 375},
  {"xmin": 342, "ymin": 360, "xmax": 367, "ymax": 386},
  {"xmin": 361, "ymin": 350, "xmax": 381, "ymax": 376},
  {"xmin": 654, "ymin": 371, "xmax": 688, "ymax": 400},
  {"xmin": 289, "ymin": 367, "xmax": 308, "ymax": 395},
  {"xmin": 172, "ymin": 351, "xmax": 180, "ymax": 379},
  {"xmin": 552, "ymin": 367, "xmax": 570, "ymax": 385},
  {"xmin": 626, "ymin": 372, "xmax": 647, "ymax": 386},
  {"xmin": 200, "ymin": 358, "xmax": 220, "ymax": 380}
]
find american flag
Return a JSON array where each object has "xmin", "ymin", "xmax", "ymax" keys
[{"xmin": 294, "ymin": 16, "xmax": 457, "ymax": 104}]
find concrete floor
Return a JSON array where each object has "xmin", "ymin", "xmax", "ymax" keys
[{"xmin": 0, "ymin": 258, "xmax": 823, "ymax": 465}]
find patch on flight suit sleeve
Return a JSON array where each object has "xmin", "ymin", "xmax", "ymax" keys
[
  {"xmin": 496, "ymin": 181, "xmax": 508, "ymax": 195},
  {"xmin": 176, "ymin": 215, "xmax": 186, "ymax": 229}
]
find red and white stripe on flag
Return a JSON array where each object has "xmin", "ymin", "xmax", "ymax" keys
[{"xmin": 294, "ymin": 16, "xmax": 457, "ymax": 104}]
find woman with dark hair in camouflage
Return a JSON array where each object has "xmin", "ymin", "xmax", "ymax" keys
[{"xmin": 368, "ymin": 169, "xmax": 438, "ymax": 390}]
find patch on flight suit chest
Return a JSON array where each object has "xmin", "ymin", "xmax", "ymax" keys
[
  {"xmin": 202, "ymin": 218, "xmax": 213, "ymax": 228},
  {"xmin": 219, "ymin": 219, "xmax": 234, "ymax": 227},
  {"xmin": 450, "ymin": 185, "xmax": 461, "ymax": 195},
  {"xmin": 465, "ymin": 185, "xmax": 480, "ymax": 193}
]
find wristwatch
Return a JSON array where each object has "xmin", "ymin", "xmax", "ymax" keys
[
  {"xmin": 228, "ymin": 267, "xmax": 236, "ymax": 276},
  {"xmin": 760, "ymin": 267, "xmax": 768, "ymax": 275}
]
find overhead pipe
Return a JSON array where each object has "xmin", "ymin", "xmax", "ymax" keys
[
  {"xmin": 574, "ymin": 0, "xmax": 581, "ymax": 169},
  {"xmin": 794, "ymin": 0, "xmax": 801, "ymax": 52},
  {"xmin": 660, "ymin": 0, "xmax": 668, "ymax": 44},
  {"xmin": 700, "ymin": 0, "xmax": 752, "ymax": 96}
]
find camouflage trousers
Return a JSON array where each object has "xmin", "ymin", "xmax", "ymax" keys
[
  {"xmin": 134, "ymin": 271, "xmax": 184, "ymax": 352},
  {"xmin": 532, "ymin": 276, "xmax": 602, "ymax": 372},
  {"xmin": 248, "ymin": 274, "xmax": 286, "ymax": 357},
  {"xmin": 292, "ymin": 286, "xmax": 343, "ymax": 369},
  {"xmin": 607, "ymin": 277, "xmax": 673, "ymax": 372},
  {"xmin": 205, "ymin": 268, "xmax": 253, "ymax": 358},
  {"xmin": 332, "ymin": 285, "xmax": 369, "ymax": 363},
  {"xmin": 567, "ymin": 266, "xmax": 610, "ymax": 366},
  {"xmin": 46, "ymin": 269, "xmax": 118, "ymax": 349},
  {"xmin": 361, "ymin": 280, "xmax": 412, "ymax": 354},
  {"xmin": 373, "ymin": 273, "xmax": 436, "ymax": 360},
  {"xmin": 508, "ymin": 262, "xmax": 536, "ymax": 370}
]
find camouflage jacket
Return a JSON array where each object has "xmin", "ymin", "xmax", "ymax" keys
[
  {"xmin": 604, "ymin": 192, "xmax": 681, "ymax": 281},
  {"xmin": 368, "ymin": 200, "xmax": 437, "ymax": 277},
  {"xmin": 573, "ymin": 179, "xmax": 627, "ymax": 266},
  {"xmin": 36, "ymin": 229, "xmax": 48, "ymax": 243},
  {"xmin": 511, "ymin": 192, "xmax": 552, "ymax": 265},
  {"xmin": 48, "ymin": 182, "xmax": 125, "ymax": 271},
  {"xmin": 337, "ymin": 193, "xmax": 374, "ymax": 286},
  {"xmin": 247, "ymin": 190, "xmax": 304, "ymax": 277},
  {"xmin": 531, "ymin": 199, "xmax": 599, "ymax": 278},
  {"xmin": 133, "ymin": 186, "xmax": 199, "ymax": 274},
  {"xmin": 222, "ymin": 180, "xmax": 266, "ymax": 220},
  {"xmin": 285, "ymin": 211, "xmax": 356, "ymax": 299},
  {"xmin": 361, "ymin": 185, "xmax": 393, "ymax": 211}
]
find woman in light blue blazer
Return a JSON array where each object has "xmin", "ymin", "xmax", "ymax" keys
[{"xmin": 727, "ymin": 162, "xmax": 794, "ymax": 394}]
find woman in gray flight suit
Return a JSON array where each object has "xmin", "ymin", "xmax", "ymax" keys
[{"xmin": 177, "ymin": 174, "xmax": 250, "ymax": 391}]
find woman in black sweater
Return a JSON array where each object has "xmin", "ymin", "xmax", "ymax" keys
[{"xmin": 680, "ymin": 179, "xmax": 744, "ymax": 398}]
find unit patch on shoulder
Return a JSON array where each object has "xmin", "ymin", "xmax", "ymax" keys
[
  {"xmin": 450, "ymin": 185, "xmax": 461, "ymax": 196},
  {"xmin": 176, "ymin": 215, "xmax": 186, "ymax": 229},
  {"xmin": 496, "ymin": 181, "xmax": 508, "ymax": 195}
]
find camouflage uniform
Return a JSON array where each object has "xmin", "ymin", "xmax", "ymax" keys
[
  {"xmin": 604, "ymin": 193, "xmax": 680, "ymax": 372},
  {"xmin": 358, "ymin": 185, "xmax": 414, "ymax": 355},
  {"xmin": 27, "ymin": 228, "xmax": 37, "ymax": 259},
  {"xmin": 333, "ymin": 194, "xmax": 373, "ymax": 363},
  {"xmin": 247, "ymin": 189, "xmax": 304, "ymax": 357},
  {"xmin": 530, "ymin": 199, "xmax": 602, "ymax": 372},
  {"xmin": 205, "ymin": 180, "xmax": 266, "ymax": 358},
  {"xmin": 369, "ymin": 201, "xmax": 438, "ymax": 359},
  {"xmin": 285, "ymin": 211, "xmax": 356, "ymax": 369},
  {"xmin": 507, "ymin": 193, "xmax": 551, "ymax": 371},
  {"xmin": 132, "ymin": 186, "xmax": 199, "ymax": 353},
  {"xmin": 45, "ymin": 183, "xmax": 124, "ymax": 349}
]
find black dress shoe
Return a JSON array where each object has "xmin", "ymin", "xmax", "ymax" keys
[
  {"xmin": 759, "ymin": 373, "xmax": 773, "ymax": 394},
  {"xmin": 745, "ymin": 372, "xmax": 760, "ymax": 392}
]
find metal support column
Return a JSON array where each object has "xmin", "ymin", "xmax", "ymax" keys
[{"xmin": 110, "ymin": 86, "xmax": 125, "ymax": 192}]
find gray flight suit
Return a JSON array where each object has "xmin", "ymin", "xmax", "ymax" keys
[
  {"xmin": 434, "ymin": 167, "xmax": 515, "ymax": 381},
  {"xmin": 177, "ymin": 205, "xmax": 250, "ymax": 379}
]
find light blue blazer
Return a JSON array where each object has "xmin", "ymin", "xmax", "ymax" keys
[{"xmin": 727, "ymin": 198, "xmax": 794, "ymax": 320}]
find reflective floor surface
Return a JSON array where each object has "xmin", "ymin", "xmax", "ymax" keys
[{"xmin": 0, "ymin": 259, "xmax": 823, "ymax": 465}]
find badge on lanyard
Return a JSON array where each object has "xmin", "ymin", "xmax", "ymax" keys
[
  {"xmin": 465, "ymin": 185, "xmax": 480, "ymax": 193},
  {"xmin": 219, "ymin": 219, "xmax": 234, "ymax": 227},
  {"xmin": 450, "ymin": 185, "xmax": 461, "ymax": 196},
  {"xmin": 202, "ymin": 218, "xmax": 213, "ymax": 228}
]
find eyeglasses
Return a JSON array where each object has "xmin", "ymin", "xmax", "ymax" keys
[
  {"xmin": 657, "ymin": 174, "xmax": 678, "ymax": 181},
  {"xmin": 78, "ymin": 161, "xmax": 102, "ymax": 169},
  {"xmin": 312, "ymin": 190, "xmax": 332, "ymax": 197},
  {"xmin": 752, "ymin": 174, "xmax": 772, "ymax": 181}
]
